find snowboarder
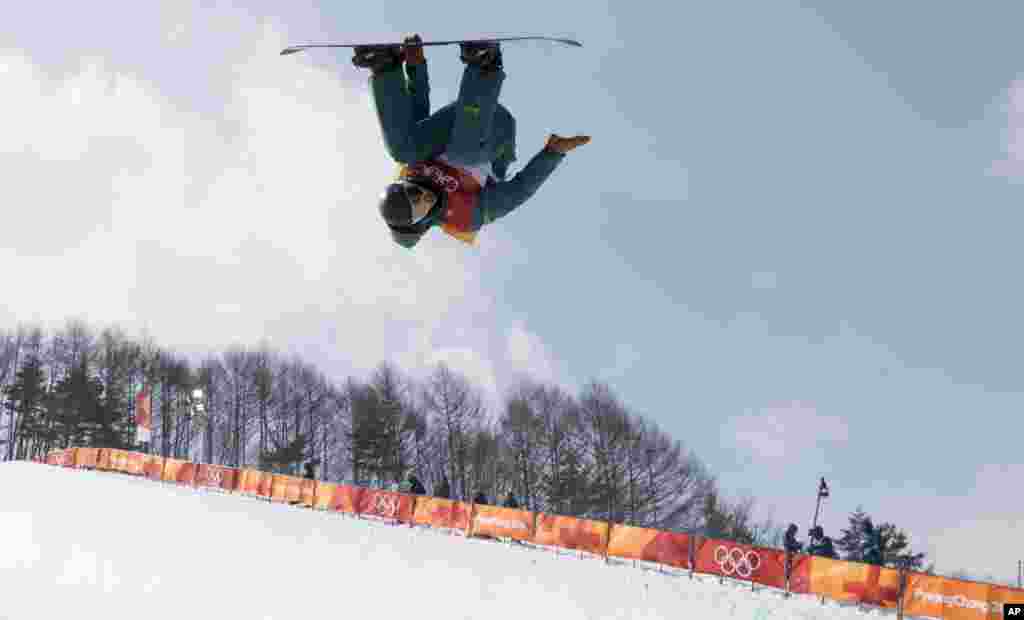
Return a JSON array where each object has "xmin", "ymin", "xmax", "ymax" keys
[{"xmin": 352, "ymin": 35, "xmax": 590, "ymax": 248}]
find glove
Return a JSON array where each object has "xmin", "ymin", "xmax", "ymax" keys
[{"xmin": 545, "ymin": 134, "xmax": 591, "ymax": 154}]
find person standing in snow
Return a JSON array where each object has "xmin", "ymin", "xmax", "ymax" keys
[
  {"xmin": 352, "ymin": 35, "xmax": 590, "ymax": 248},
  {"xmin": 784, "ymin": 524, "xmax": 803, "ymax": 554}
]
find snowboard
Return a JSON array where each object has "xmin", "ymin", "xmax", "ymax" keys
[{"xmin": 280, "ymin": 36, "xmax": 582, "ymax": 56}]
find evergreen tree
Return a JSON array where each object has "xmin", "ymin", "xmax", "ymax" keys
[
  {"xmin": 3, "ymin": 355, "xmax": 49, "ymax": 457},
  {"xmin": 837, "ymin": 507, "xmax": 926, "ymax": 569},
  {"xmin": 49, "ymin": 358, "xmax": 103, "ymax": 448}
]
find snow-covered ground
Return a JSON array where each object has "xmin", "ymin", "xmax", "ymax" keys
[{"xmin": 0, "ymin": 461, "xmax": 904, "ymax": 620}]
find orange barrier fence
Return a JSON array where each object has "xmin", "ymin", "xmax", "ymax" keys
[
  {"xmin": 695, "ymin": 538, "xmax": 792, "ymax": 592},
  {"xmin": 607, "ymin": 524, "xmax": 687, "ymax": 567},
  {"xmin": 412, "ymin": 497, "xmax": 472, "ymax": 533},
  {"xmin": 357, "ymin": 489, "xmax": 416, "ymax": 523},
  {"xmin": 194, "ymin": 464, "xmax": 238, "ymax": 491},
  {"xmin": 35, "ymin": 447, "xmax": 1024, "ymax": 617},
  {"xmin": 470, "ymin": 505, "xmax": 535, "ymax": 542},
  {"xmin": 537, "ymin": 513, "xmax": 610, "ymax": 557},
  {"xmin": 74, "ymin": 447, "xmax": 98, "ymax": 469}
]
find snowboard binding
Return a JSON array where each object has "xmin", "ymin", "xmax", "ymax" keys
[
  {"xmin": 459, "ymin": 42, "xmax": 503, "ymax": 74},
  {"xmin": 351, "ymin": 45, "xmax": 403, "ymax": 73}
]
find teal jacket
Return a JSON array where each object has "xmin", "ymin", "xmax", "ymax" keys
[{"xmin": 371, "ymin": 63, "xmax": 567, "ymax": 248}]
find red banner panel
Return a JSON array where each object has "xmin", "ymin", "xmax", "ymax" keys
[
  {"xmin": 257, "ymin": 472, "xmax": 274, "ymax": 499},
  {"xmin": 194, "ymin": 464, "xmax": 236, "ymax": 491},
  {"xmin": 238, "ymin": 469, "xmax": 263, "ymax": 495},
  {"xmin": 785, "ymin": 553, "xmax": 813, "ymax": 595},
  {"xmin": 607, "ymin": 524, "xmax": 688, "ymax": 568},
  {"xmin": 694, "ymin": 538, "xmax": 789, "ymax": 588},
  {"xmin": 470, "ymin": 505, "xmax": 534, "ymax": 541},
  {"xmin": 807, "ymin": 556, "xmax": 901, "ymax": 609},
  {"xmin": 412, "ymin": 498, "xmax": 472, "ymax": 532},
  {"xmin": 63, "ymin": 449, "xmax": 76, "ymax": 467},
  {"xmin": 357, "ymin": 489, "xmax": 416, "ymax": 523},
  {"xmin": 300, "ymin": 480, "xmax": 317, "ymax": 507},
  {"xmin": 535, "ymin": 514, "xmax": 610, "ymax": 557},
  {"xmin": 143, "ymin": 456, "xmax": 165, "ymax": 481},
  {"xmin": 46, "ymin": 451, "xmax": 59, "ymax": 466}
]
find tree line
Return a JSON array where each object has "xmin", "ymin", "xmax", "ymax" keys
[{"xmin": 2, "ymin": 320, "xmax": 940, "ymax": 573}]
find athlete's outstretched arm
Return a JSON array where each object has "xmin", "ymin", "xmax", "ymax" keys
[
  {"xmin": 478, "ymin": 149, "xmax": 564, "ymax": 225},
  {"xmin": 478, "ymin": 135, "xmax": 590, "ymax": 225}
]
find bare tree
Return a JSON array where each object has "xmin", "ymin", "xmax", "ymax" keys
[{"xmin": 422, "ymin": 363, "xmax": 486, "ymax": 501}]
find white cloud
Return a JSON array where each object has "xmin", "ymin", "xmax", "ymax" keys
[
  {"xmin": 504, "ymin": 322, "xmax": 561, "ymax": 385},
  {"xmin": 726, "ymin": 401, "xmax": 848, "ymax": 463},
  {"xmin": 988, "ymin": 79, "xmax": 1024, "ymax": 179},
  {"xmin": 0, "ymin": 5, "xmax": 546, "ymax": 406}
]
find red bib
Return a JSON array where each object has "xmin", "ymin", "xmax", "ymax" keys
[{"xmin": 398, "ymin": 159, "xmax": 482, "ymax": 245}]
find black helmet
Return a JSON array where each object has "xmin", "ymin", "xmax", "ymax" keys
[{"xmin": 378, "ymin": 180, "xmax": 435, "ymax": 228}]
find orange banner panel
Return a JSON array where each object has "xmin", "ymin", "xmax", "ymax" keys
[
  {"xmin": 96, "ymin": 449, "xmax": 112, "ymax": 471},
  {"xmin": 74, "ymin": 448, "xmax": 98, "ymax": 469},
  {"xmin": 176, "ymin": 462, "xmax": 197, "ymax": 485},
  {"xmin": 904, "ymin": 575, "xmax": 998, "ymax": 620},
  {"xmin": 412, "ymin": 497, "xmax": 472, "ymax": 532},
  {"xmin": 471, "ymin": 505, "xmax": 534, "ymax": 541},
  {"xmin": 357, "ymin": 490, "xmax": 416, "ymax": 523},
  {"xmin": 321, "ymin": 484, "xmax": 362, "ymax": 514},
  {"xmin": 162, "ymin": 458, "xmax": 186, "ymax": 483},
  {"xmin": 143, "ymin": 456, "xmax": 165, "ymax": 481},
  {"xmin": 125, "ymin": 452, "xmax": 146, "ymax": 475},
  {"xmin": 271, "ymin": 475, "xmax": 289, "ymax": 502},
  {"xmin": 608, "ymin": 524, "xmax": 687, "ymax": 567},
  {"xmin": 535, "ymin": 514, "xmax": 609, "ymax": 556},
  {"xmin": 807, "ymin": 556, "xmax": 901, "ymax": 609},
  {"xmin": 313, "ymin": 482, "xmax": 337, "ymax": 510},
  {"xmin": 990, "ymin": 585, "xmax": 1024, "ymax": 619},
  {"xmin": 270, "ymin": 475, "xmax": 303, "ymax": 503},
  {"xmin": 300, "ymin": 480, "xmax": 317, "ymax": 507},
  {"xmin": 238, "ymin": 469, "xmax": 259, "ymax": 494}
]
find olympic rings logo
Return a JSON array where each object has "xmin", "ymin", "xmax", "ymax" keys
[
  {"xmin": 714, "ymin": 545, "xmax": 761, "ymax": 579},
  {"xmin": 372, "ymin": 494, "xmax": 400, "ymax": 518},
  {"xmin": 204, "ymin": 468, "xmax": 223, "ymax": 488},
  {"xmin": 409, "ymin": 164, "xmax": 461, "ymax": 194}
]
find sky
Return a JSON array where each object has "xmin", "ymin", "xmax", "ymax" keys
[
  {"xmin": 0, "ymin": 461, "xmax": 903, "ymax": 620},
  {"xmin": 2, "ymin": 1, "xmax": 1023, "ymax": 583}
]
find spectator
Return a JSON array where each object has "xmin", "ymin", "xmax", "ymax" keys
[
  {"xmin": 434, "ymin": 476, "xmax": 451, "ymax": 499},
  {"xmin": 473, "ymin": 491, "xmax": 489, "ymax": 505},
  {"xmin": 818, "ymin": 536, "xmax": 838, "ymax": 559},
  {"xmin": 407, "ymin": 474, "xmax": 426, "ymax": 495},
  {"xmin": 784, "ymin": 524, "xmax": 803, "ymax": 554},
  {"xmin": 302, "ymin": 461, "xmax": 317, "ymax": 480},
  {"xmin": 503, "ymin": 493, "xmax": 519, "ymax": 509}
]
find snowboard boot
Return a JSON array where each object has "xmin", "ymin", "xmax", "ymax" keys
[
  {"xmin": 459, "ymin": 42, "xmax": 503, "ymax": 74},
  {"xmin": 352, "ymin": 45, "xmax": 403, "ymax": 74}
]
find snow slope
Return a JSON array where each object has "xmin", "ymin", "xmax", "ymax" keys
[{"xmin": 0, "ymin": 462, "xmax": 902, "ymax": 620}]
